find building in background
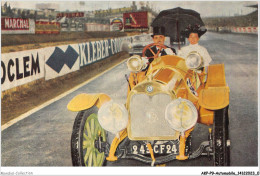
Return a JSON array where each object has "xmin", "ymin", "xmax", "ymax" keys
[{"xmin": 1, "ymin": 1, "xmax": 159, "ymax": 33}]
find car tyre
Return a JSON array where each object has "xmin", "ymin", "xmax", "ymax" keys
[
  {"xmin": 213, "ymin": 106, "xmax": 230, "ymax": 166},
  {"xmin": 71, "ymin": 106, "xmax": 107, "ymax": 166}
]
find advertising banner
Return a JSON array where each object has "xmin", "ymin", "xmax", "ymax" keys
[
  {"xmin": 110, "ymin": 18, "xmax": 123, "ymax": 31},
  {"xmin": 78, "ymin": 37, "xmax": 131, "ymax": 67},
  {"xmin": 57, "ymin": 12, "xmax": 84, "ymax": 18},
  {"xmin": 60, "ymin": 23, "xmax": 69, "ymax": 32},
  {"xmin": 77, "ymin": 23, "xmax": 84, "ymax": 31},
  {"xmin": 85, "ymin": 23, "xmax": 96, "ymax": 31},
  {"xmin": 1, "ymin": 49, "xmax": 45, "ymax": 91},
  {"xmin": 1, "ymin": 18, "xmax": 35, "ymax": 34},
  {"xmin": 104, "ymin": 24, "xmax": 110, "ymax": 31},
  {"xmin": 123, "ymin": 11, "xmax": 149, "ymax": 31},
  {"xmin": 44, "ymin": 44, "xmax": 80, "ymax": 80},
  {"xmin": 1, "ymin": 36, "xmax": 131, "ymax": 90},
  {"xmin": 35, "ymin": 21, "xmax": 60, "ymax": 34},
  {"xmin": 70, "ymin": 23, "xmax": 76, "ymax": 31}
]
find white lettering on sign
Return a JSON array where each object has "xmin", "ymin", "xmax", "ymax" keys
[
  {"xmin": 110, "ymin": 39, "xmax": 115, "ymax": 55},
  {"xmin": 101, "ymin": 40, "xmax": 105, "ymax": 59},
  {"xmin": 79, "ymin": 39, "xmax": 111, "ymax": 67},
  {"xmin": 4, "ymin": 18, "xmax": 29, "ymax": 29},
  {"xmin": 87, "ymin": 42, "xmax": 92, "ymax": 64},
  {"xmin": 91, "ymin": 41, "xmax": 96, "ymax": 62},
  {"xmin": 104, "ymin": 40, "xmax": 109, "ymax": 57},
  {"xmin": 78, "ymin": 37, "xmax": 132, "ymax": 67},
  {"xmin": 96, "ymin": 41, "xmax": 102, "ymax": 61},
  {"xmin": 79, "ymin": 43, "xmax": 87, "ymax": 66}
]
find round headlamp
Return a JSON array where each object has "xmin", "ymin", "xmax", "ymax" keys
[
  {"xmin": 127, "ymin": 55, "xmax": 144, "ymax": 73},
  {"xmin": 98, "ymin": 100, "xmax": 128, "ymax": 135},
  {"xmin": 185, "ymin": 51, "xmax": 203, "ymax": 69},
  {"xmin": 165, "ymin": 98, "xmax": 198, "ymax": 132}
]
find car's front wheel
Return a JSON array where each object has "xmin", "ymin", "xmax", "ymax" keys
[
  {"xmin": 71, "ymin": 106, "xmax": 107, "ymax": 166},
  {"xmin": 213, "ymin": 106, "xmax": 230, "ymax": 166}
]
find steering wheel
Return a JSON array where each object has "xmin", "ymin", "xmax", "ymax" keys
[{"xmin": 142, "ymin": 43, "xmax": 168, "ymax": 59}]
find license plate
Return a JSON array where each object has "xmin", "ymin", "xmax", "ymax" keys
[{"xmin": 131, "ymin": 141, "xmax": 179, "ymax": 155}]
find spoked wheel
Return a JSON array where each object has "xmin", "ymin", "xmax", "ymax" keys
[
  {"xmin": 71, "ymin": 106, "xmax": 107, "ymax": 166},
  {"xmin": 213, "ymin": 106, "xmax": 230, "ymax": 166}
]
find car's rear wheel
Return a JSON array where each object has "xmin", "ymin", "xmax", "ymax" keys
[
  {"xmin": 213, "ymin": 106, "xmax": 230, "ymax": 166},
  {"xmin": 71, "ymin": 106, "xmax": 107, "ymax": 166}
]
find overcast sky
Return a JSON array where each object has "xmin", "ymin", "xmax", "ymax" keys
[{"xmin": 2, "ymin": 1, "xmax": 258, "ymax": 17}]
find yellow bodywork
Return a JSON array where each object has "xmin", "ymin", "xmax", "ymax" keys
[
  {"xmin": 126, "ymin": 56, "xmax": 229, "ymax": 129},
  {"xmin": 176, "ymin": 128, "xmax": 193, "ymax": 160},
  {"xmin": 68, "ymin": 54, "xmax": 229, "ymax": 162},
  {"xmin": 199, "ymin": 87, "xmax": 229, "ymax": 110},
  {"xmin": 199, "ymin": 64, "xmax": 230, "ymax": 110},
  {"xmin": 67, "ymin": 93, "xmax": 111, "ymax": 111},
  {"xmin": 106, "ymin": 129, "xmax": 128, "ymax": 161},
  {"xmin": 205, "ymin": 64, "xmax": 226, "ymax": 88}
]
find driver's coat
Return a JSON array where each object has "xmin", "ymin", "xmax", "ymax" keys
[
  {"xmin": 145, "ymin": 45, "xmax": 176, "ymax": 58},
  {"xmin": 144, "ymin": 46, "xmax": 176, "ymax": 65},
  {"xmin": 178, "ymin": 43, "xmax": 212, "ymax": 67}
]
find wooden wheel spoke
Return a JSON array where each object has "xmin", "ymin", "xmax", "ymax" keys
[
  {"xmin": 94, "ymin": 125, "xmax": 100, "ymax": 138},
  {"xmin": 93, "ymin": 150, "xmax": 98, "ymax": 166},
  {"xmin": 88, "ymin": 151, "xmax": 93, "ymax": 166},
  {"xmin": 86, "ymin": 123, "xmax": 91, "ymax": 137},
  {"xmin": 91, "ymin": 118, "xmax": 95, "ymax": 136},
  {"xmin": 84, "ymin": 120, "xmax": 88, "ymax": 131},
  {"xmin": 97, "ymin": 152, "xmax": 104, "ymax": 166},
  {"xmin": 83, "ymin": 132, "xmax": 90, "ymax": 140},
  {"xmin": 101, "ymin": 129, "xmax": 106, "ymax": 141},
  {"xmin": 84, "ymin": 148, "xmax": 91, "ymax": 165}
]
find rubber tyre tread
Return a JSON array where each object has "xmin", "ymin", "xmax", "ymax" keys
[
  {"xmin": 213, "ymin": 106, "xmax": 230, "ymax": 166},
  {"xmin": 71, "ymin": 106, "xmax": 105, "ymax": 166}
]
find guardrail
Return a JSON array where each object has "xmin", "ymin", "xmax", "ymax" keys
[
  {"xmin": 207, "ymin": 26, "xmax": 258, "ymax": 34},
  {"xmin": 230, "ymin": 27, "xmax": 258, "ymax": 34},
  {"xmin": 1, "ymin": 36, "xmax": 131, "ymax": 91}
]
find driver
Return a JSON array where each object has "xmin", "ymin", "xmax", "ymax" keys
[
  {"xmin": 178, "ymin": 25, "xmax": 212, "ymax": 67},
  {"xmin": 144, "ymin": 26, "xmax": 176, "ymax": 64}
]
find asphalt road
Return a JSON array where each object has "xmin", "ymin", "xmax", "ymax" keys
[{"xmin": 1, "ymin": 32, "xmax": 258, "ymax": 167}]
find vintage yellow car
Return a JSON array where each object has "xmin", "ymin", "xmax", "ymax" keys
[{"xmin": 67, "ymin": 43, "xmax": 230, "ymax": 166}]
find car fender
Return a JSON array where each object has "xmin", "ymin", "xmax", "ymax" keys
[
  {"xmin": 199, "ymin": 87, "xmax": 229, "ymax": 110},
  {"xmin": 199, "ymin": 64, "xmax": 229, "ymax": 110},
  {"xmin": 67, "ymin": 93, "xmax": 111, "ymax": 112},
  {"xmin": 205, "ymin": 64, "xmax": 226, "ymax": 88}
]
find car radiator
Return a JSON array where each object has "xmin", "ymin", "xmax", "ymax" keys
[{"xmin": 129, "ymin": 93, "xmax": 178, "ymax": 139}]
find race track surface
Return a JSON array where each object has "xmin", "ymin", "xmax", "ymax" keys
[{"xmin": 1, "ymin": 32, "xmax": 258, "ymax": 166}]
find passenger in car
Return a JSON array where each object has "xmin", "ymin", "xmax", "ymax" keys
[
  {"xmin": 144, "ymin": 26, "xmax": 176, "ymax": 63},
  {"xmin": 178, "ymin": 25, "xmax": 212, "ymax": 67}
]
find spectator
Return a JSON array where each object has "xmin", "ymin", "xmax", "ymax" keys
[{"xmin": 178, "ymin": 25, "xmax": 212, "ymax": 67}]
